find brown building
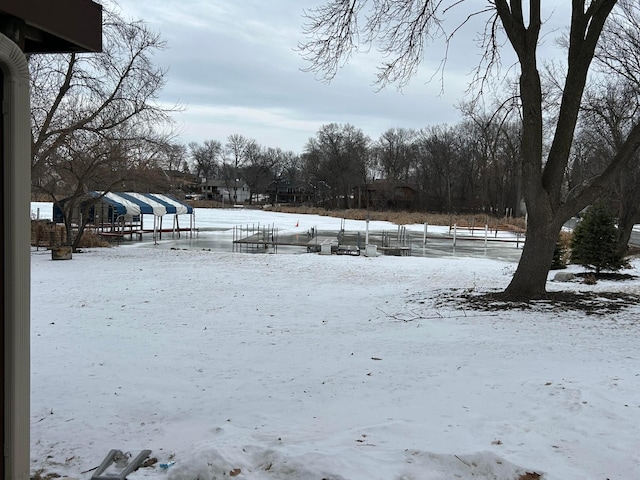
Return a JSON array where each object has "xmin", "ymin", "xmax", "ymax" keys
[{"xmin": 356, "ymin": 179, "xmax": 417, "ymax": 210}]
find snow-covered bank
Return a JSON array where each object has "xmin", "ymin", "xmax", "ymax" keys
[{"xmin": 30, "ymin": 210, "xmax": 640, "ymax": 479}]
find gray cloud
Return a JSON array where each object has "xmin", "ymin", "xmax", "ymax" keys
[{"xmin": 117, "ymin": 0, "xmax": 568, "ymax": 152}]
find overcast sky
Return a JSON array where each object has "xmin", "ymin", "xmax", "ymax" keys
[{"xmin": 114, "ymin": 1, "xmax": 569, "ymax": 154}]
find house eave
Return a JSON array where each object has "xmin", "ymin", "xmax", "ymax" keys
[{"xmin": 0, "ymin": 0, "xmax": 102, "ymax": 53}]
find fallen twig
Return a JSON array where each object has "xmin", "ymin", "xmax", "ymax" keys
[
  {"xmin": 454, "ymin": 455, "xmax": 472, "ymax": 467},
  {"xmin": 376, "ymin": 306, "xmax": 498, "ymax": 321}
]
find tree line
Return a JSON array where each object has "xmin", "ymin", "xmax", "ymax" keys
[{"xmin": 185, "ymin": 115, "xmax": 524, "ymax": 217}]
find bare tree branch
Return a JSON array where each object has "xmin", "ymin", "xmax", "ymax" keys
[
  {"xmin": 30, "ymin": 4, "xmax": 181, "ymax": 249},
  {"xmin": 299, "ymin": 0, "xmax": 500, "ymax": 91}
]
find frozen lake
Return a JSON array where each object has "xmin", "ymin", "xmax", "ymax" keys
[{"xmin": 31, "ymin": 202, "xmax": 524, "ymax": 261}]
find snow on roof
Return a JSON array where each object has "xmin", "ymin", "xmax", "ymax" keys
[{"xmin": 90, "ymin": 191, "xmax": 193, "ymax": 216}]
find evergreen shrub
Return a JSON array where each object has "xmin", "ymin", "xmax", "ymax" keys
[{"xmin": 570, "ymin": 201, "xmax": 623, "ymax": 274}]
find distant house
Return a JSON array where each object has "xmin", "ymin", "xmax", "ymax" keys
[
  {"xmin": 201, "ymin": 179, "xmax": 250, "ymax": 203},
  {"xmin": 357, "ymin": 179, "xmax": 417, "ymax": 210},
  {"xmin": 266, "ymin": 180, "xmax": 311, "ymax": 204}
]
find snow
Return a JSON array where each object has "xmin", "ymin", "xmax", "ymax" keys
[{"xmin": 30, "ymin": 205, "xmax": 640, "ymax": 479}]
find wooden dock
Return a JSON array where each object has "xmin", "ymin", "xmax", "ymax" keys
[
  {"xmin": 306, "ymin": 235, "xmax": 361, "ymax": 255},
  {"xmin": 233, "ymin": 229, "xmax": 365, "ymax": 255}
]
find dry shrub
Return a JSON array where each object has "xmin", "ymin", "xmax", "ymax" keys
[
  {"xmin": 31, "ymin": 469, "xmax": 61, "ymax": 480},
  {"xmin": 31, "ymin": 220, "xmax": 50, "ymax": 247},
  {"xmin": 518, "ymin": 473, "xmax": 541, "ymax": 480},
  {"xmin": 558, "ymin": 230, "xmax": 572, "ymax": 264},
  {"xmin": 558, "ymin": 229, "xmax": 572, "ymax": 248},
  {"xmin": 31, "ymin": 221, "xmax": 65, "ymax": 248},
  {"xmin": 77, "ymin": 231, "xmax": 111, "ymax": 248},
  {"xmin": 192, "ymin": 199, "xmax": 222, "ymax": 208},
  {"xmin": 30, "ymin": 220, "xmax": 110, "ymax": 248},
  {"xmin": 583, "ymin": 273, "xmax": 597, "ymax": 285}
]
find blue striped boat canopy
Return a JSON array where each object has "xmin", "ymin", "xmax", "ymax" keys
[{"xmin": 89, "ymin": 192, "xmax": 194, "ymax": 216}]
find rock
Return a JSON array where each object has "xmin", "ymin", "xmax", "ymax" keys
[{"xmin": 553, "ymin": 271, "xmax": 575, "ymax": 282}]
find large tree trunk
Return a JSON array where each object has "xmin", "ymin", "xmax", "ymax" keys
[
  {"xmin": 72, "ymin": 222, "xmax": 88, "ymax": 252},
  {"xmin": 616, "ymin": 204, "xmax": 639, "ymax": 255},
  {"xmin": 503, "ymin": 217, "xmax": 562, "ymax": 299},
  {"xmin": 615, "ymin": 170, "xmax": 640, "ymax": 255},
  {"xmin": 64, "ymin": 217, "xmax": 74, "ymax": 247},
  {"xmin": 494, "ymin": 1, "xmax": 614, "ymax": 300}
]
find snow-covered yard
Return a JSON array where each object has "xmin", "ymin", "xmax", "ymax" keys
[{"xmin": 30, "ymin": 207, "xmax": 640, "ymax": 479}]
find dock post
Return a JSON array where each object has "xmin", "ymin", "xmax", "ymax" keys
[
  {"xmin": 484, "ymin": 224, "xmax": 488, "ymax": 253},
  {"xmin": 365, "ymin": 219, "xmax": 369, "ymax": 246}
]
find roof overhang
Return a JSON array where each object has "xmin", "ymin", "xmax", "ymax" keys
[{"xmin": 0, "ymin": 0, "xmax": 102, "ymax": 53}]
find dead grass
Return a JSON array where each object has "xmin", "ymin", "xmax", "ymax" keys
[
  {"xmin": 518, "ymin": 473, "xmax": 541, "ymax": 480},
  {"xmin": 181, "ymin": 202, "xmax": 527, "ymax": 230},
  {"xmin": 31, "ymin": 221, "xmax": 64, "ymax": 249},
  {"xmin": 31, "ymin": 469, "xmax": 61, "ymax": 480},
  {"xmin": 190, "ymin": 199, "xmax": 220, "ymax": 208},
  {"xmin": 265, "ymin": 205, "xmax": 526, "ymax": 230},
  {"xmin": 30, "ymin": 221, "xmax": 110, "ymax": 249}
]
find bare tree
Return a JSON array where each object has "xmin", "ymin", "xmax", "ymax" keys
[
  {"xmin": 305, "ymin": 123, "xmax": 370, "ymax": 208},
  {"xmin": 241, "ymin": 140, "xmax": 273, "ymax": 204},
  {"xmin": 30, "ymin": 5, "xmax": 177, "ymax": 250},
  {"xmin": 592, "ymin": 1, "xmax": 640, "ymax": 253},
  {"xmin": 189, "ymin": 140, "xmax": 223, "ymax": 180},
  {"xmin": 224, "ymin": 134, "xmax": 249, "ymax": 203},
  {"xmin": 373, "ymin": 128, "xmax": 418, "ymax": 182},
  {"xmin": 573, "ymin": 81, "xmax": 640, "ymax": 254},
  {"xmin": 280, "ymin": 150, "xmax": 304, "ymax": 184},
  {"xmin": 300, "ymin": 0, "xmax": 640, "ymax": 299},
  {"xmin": 159, "ymin": 142, "xmax": 187, "ymax": 172},
  {"xmin": 51, "ymin": 138, "xmax": 157, "ymax": 248},
  {"xmin": 414, "ymin": 124, "xmax": 470, "ymax": 213},
  {"xmin": 459, "ymin": 100, "xmax": 523, "ymax": 216}
]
